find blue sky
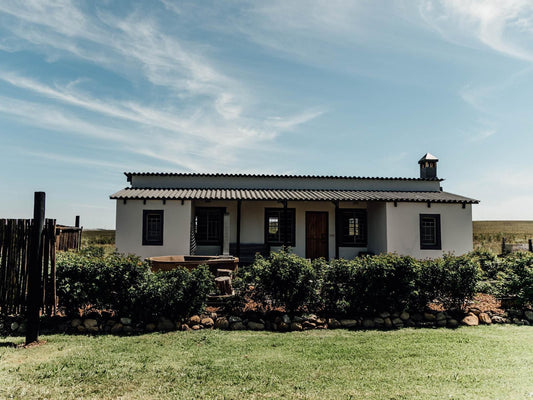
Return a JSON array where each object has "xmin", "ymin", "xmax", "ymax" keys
[{"xmin": 1, "ymin": 0, "xmax": 533, "ymax": 228}]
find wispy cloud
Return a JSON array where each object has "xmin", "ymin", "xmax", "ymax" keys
[
  {"xmin": 0, "ymin": 1, "xmax": 324, "ymax": 171},
  {"xmin": 419, "ymin": 0, "xmax": 533, "ymax": 63}
]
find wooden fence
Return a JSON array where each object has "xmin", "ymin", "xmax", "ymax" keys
[
  {"xmin": 0, "ymin": 218, "xmax": 57, "ymax": 316},
  {"xmin": 56, "ymin": 225, "xmax": 82, "ymax": 251}
]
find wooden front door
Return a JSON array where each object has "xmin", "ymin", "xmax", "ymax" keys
[{"xmin": 306, "ymin": 212, "xmax": 328, "ymax": 259}]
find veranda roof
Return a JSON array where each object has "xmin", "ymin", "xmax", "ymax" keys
[{"xmin": 110, "ymin": 188, "xmax": 479, "ymax": 204}]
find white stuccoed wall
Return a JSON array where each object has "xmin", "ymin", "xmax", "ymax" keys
[
  {"xmin": 385, "ymin": 202, "xmax": 473, "ymax": 258},
  {"xmin": 115, "ymin": 199, "xmax": 192, "ymax": 259}
]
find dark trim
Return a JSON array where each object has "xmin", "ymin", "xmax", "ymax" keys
[
  {"xmin": 264, "ymin": 207, "xmax": 296, "ymax": 247},
  {"xmin": 419, "ymin": 214, "xmax": 441, "ymax": 250},
  {"xmin": 236, "ymin": 200, "xmax": 242, "ymax": 257},
  {"xmin": 334, "ymin": 201, "xmax": 339, "ymax": 259},
  {"xmin": 335, "ymin": 208, "xmax": 368, "ymax": 247},
  {"xmin": 142, "ymin": 210, "xmax": 164, "ymax": 246},
  {"xmin": 194, "ymin": 207, "xmax": 225, "ymax": 247},
  {"xmin": 305, "ymin": 211, "xmax": 329, "ymax": 260}
]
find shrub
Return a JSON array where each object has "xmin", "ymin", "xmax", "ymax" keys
[
  {"xmin": 321, "ymin": 254, "xmax": 420, "ymax": 315},
  {"xmin": 498, "ymin": 252, "xmax": 533, "ymax": 306},
  {"xmin": 239, "ymin": 248, "xmax": 320, "ymax": 312},
  {"xmin": 131, "ymin": 265, "xmax": 214, "ymax": 322},
  {"xmin": 467, "ymin": 249, "xmax": 506, "ymax": 280},
  {"xmin": 57, "ymin": 252, "xmax": 149, "ymax": 316},
  {"xmin": 417, "ymin": 255, "xmax": 480, "ymax": 310}
]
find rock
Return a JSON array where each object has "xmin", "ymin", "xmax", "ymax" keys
[
  {"xmin": 157, "ymin": 317, "xmax": 175, "ymax": 331},
  {"xmin": 512, "ymin": 318, "xmax": 523, "ymax": 325},
  {"xmin": 215, "ymin": 317, "xmax": 229, "ymax": 330},
  {"xmin": 412, "ymin": 313, "xmax": 423, "ymax": 322},
  {"xmin": 435, "ymin": 312, "xmax": 446, "ymax": 321},
  {"xmin": 478, "ymin": 313, "xmax": 492, "ymax": 325},
  {"xmin": 405, "ymin": 319, "xmax": 416, "ymax": 327},
  {"xmin": 201, "ymin": 317, "xmax": 214, "ymax": 328},
  {"xmin": 469, "ymin": 308, "xmax": 481, "ymax": 316},
  {"xmin": 447, "ymin": 319, "xmax": 458, "ymax": 328},
  {"xmin": 302, "ymin": 321, "xmax": 316, "ymax": 330},
  {"xmin": 290, "ymin": 322, "xmax": 303, "ymax": 331},
  {"xmin": 340, "ymin": 319, "xmax": 358, "ymax": 328},
  {"xmin": 384, "ymin": 318, "xmax": 393, "ymax": 329},
  {"xmin": 111, "ymin": 323, "xmax": 123, "ymax": 333},
  {"xmin": 316, "ymin": 317, "xmax": 326, "ymax": 325},
  {"xmin": 461, "ymin": 314, "xmax": 479, "ymax": 326},
  {"xmin": 248, "ymin": 321, "xmax": 265, "ymax": 330},
  {"xmin": 522, "ymin": 319, "xmax": 530, "ymax": 326},
  {"xmin": 293, "ymin": 316, "xmax": 305, "ymax": 323},
  {"xmin": 281, "ymin": 314, "xmax": 291, "ymax": 324},
  {"xmin": 277, "ymin": 322, "xmax": 289, "ymax": 331},
  {"xmin": 328, "ymin": 318, "xmax": 341, "ymax": 329},
  {"xmin": 230, "ymin": 322, "xmax": 245, "ymax": 331},
  {"xmin": 303, "ymin": 314, "xmax": 318, "ymax": 322},
  {"xmin": 123, "ymin": 325, "xmax": 134, "ymax": 333},
  {"xmin": 106, "ymin": 319, "xmax": 116, "ymax": 327},
  {"xmin": 146, "ymin": 323, "xmax": 156, "ymax": 331},
  {"xmin": 524, "ymin": 310, "xmax": 533, "ymax": 322},
  {"xmin": 491, "ymin": 316, "xmax": 505, "ymax": 324},
  {"xmin": 10, "ymin": 321, "xmax": 19, "ymax": 331},
  {"xmin": 392, "ymin": 318, "xmax": 403, "ymax": 327},
  {"xmin": 70, "ymin": 318, "xmax": 82, "ymax": 328},
  {"xmin": 17, "ymin": 322, "xmax": 26, "ymax": 334},
  {"xmin": 228, "ymin": 316, "xmax": 242, "ymax": 324},
  {"xmin": 87, "ymin": 326, "xmax": 99, "ymax": 333},
  {"xmin": 362, "ymin": 319, "xmax": 375, "ymax": 329},
  {"xmin": 399, "ymin": 311, "xmax": 410, "ymax": 321},
  {"xmin": 181, "ymin": 324, "xmax": 191, "ymax": 331},
  {"xmin": 120, "ymin": 317, "xmax": 132, "ymax": 325},
  {"xmin": 83, "ymin": 319, "xmax": 98, "ymax": 329},
  {"xmin": 373, "ymin": 317, "xmax": 385, "ymax": 326},
  {"xmin": 436, "ymin": 319, "xmax": 447, "ymax": 327},
  {"xmin": 77, "ymin": 325, "xmax": 86, "ymax": 332},
  {"xmin": 189, "ymin": 315, "xmax": 201, "ymax": 325},
  {"xmin": 191, "ymin": 325, "xmax": 201, "ymax": 330},
  {"xmin": 379, "ymin": 312, "xmax": 390, "ymax": 319},
  {"xmin": 424, "ymin": 312, "xmax": 436, "ymax": 321}
]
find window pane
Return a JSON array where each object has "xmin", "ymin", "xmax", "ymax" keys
[{"xmin": 265, "ymin": 209, "xmax": 295, "ymax": 245}]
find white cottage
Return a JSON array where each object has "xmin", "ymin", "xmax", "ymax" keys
[{"xmin": 111, "ymin": 154, "xmax": 478, "ymax": 261}]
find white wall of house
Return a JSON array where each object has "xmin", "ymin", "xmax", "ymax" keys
[
  {"xmin": 367, "ymin": 202, "xmax": 388, "ymax": 255},
  {"xmin": 115, "ymin": 199, "xmax": 192, "ymax": 258},
  {"xmin": 385, "ymin": 202, "xmax": 473, "ymax": 258}
]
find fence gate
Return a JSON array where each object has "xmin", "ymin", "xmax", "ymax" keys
[{"xmin": 0, "ymin": 218, "xmax": 57, "ymax": 316}]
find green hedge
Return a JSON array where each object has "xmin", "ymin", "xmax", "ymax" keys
[
  {"xmin": 240, "ymin": 251, "xmax": 481, "ymax": 315},
  {"xmin": 56, "ymin": 251, "xmax": 214, "ymax": 320},
  {"xmin": 498, "ymin": 252, "xmax": 533, "ymax": 306}
]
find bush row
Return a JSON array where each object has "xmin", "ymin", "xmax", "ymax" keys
[
  {"xmin": 467, "ymin": 249, "xmax": 533, "ymax": 306},
  {"xmin": 56, "ymin": 249, "xmax": 214, "ymax": 321},
  {"xmin": 237, "ymin": 250, "xmax": 481, "ymax": 315}
]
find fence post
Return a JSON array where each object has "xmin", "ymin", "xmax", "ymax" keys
[
  {"xmin": 75, "ymin": 215, "xmax": 80, "ymax": 228},
  {"xmin": 26, "ymin": 192, "xmax": 45, "ymax": 345},
  {"xmin": 529, "ymin": 239, "xmax": 532, "ymax": 253},
  {"xmin": 501, "ymin": 237, "xmax": 506, "ymax": 255}
]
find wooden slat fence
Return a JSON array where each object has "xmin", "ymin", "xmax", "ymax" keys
[
  {"xmin": 55, "ymin": 225, "xmax": 82, "ymax": 251},
  {"xmin": 0, "ymin": 218, "xmax": 57, "ymax": 316}
]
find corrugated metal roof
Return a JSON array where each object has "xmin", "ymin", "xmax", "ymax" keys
[
  {"xmin": 110, "ymin": 188, "xmax": 479, "ymax": 204},
  {"xmin": 124, "ymin": 172, "xmax": 443, "ymax": 182}
]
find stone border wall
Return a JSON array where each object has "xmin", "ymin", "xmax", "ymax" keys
[{"xmin": 2, "ymin": 308, "xmax": 532, "ymax": 336}]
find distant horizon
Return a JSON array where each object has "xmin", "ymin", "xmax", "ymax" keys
[{"xmin": 2, "ymin": 1, "xmax": 533, "ymax": 228}]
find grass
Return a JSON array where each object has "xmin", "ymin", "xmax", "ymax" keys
[
  {"xmin": 1, "ymin": 326, "xmax": 532, "ymax": 399},
  {"xmin": 473, "ymin": 221, "xmax": 533, "ymax": 253}
]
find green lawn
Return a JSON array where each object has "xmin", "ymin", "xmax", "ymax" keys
[{"xmin": 1, "ymin": 326, "xmax": 532, "ymax": 399}]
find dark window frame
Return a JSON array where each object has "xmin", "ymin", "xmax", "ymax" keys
[
  {"xmin": 194, "ymin": 207, "xmax": 225, "ymax": 246},
  {"xmin": 142, "ymin": 210, "xmax": 164, "ymax": 246},
  {"xmin": 336, "ymin": 208, "xmax": 368, "ymax": 247},
  {"xmin": 264, "ymin": 208, "xmax": 296, "ymax": 246},
  {"xmin": 419, "ymin": 214, "xmax": 441, "ymax": 250}
]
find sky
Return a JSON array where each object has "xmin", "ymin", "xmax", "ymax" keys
[{"xmin": 1, "ymin": 0, "xmax": 533, "ymax": 228}]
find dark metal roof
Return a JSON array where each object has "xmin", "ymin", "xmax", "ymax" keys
[
  {"xmin": 124, "ymin": 172, "xmax": 443, "ymax": 182},
  {"xmin": 110, "ymin": 188, "xmax": 479, "ymax": 204}
]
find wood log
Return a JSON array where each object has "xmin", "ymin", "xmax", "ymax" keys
[
  {"xmin": 215, "ymin": 276, "xmax": 233, "ymax": 295},
  {"xmin": 216, "ymin": 268, "xmax": 233, "ymax": 278}
]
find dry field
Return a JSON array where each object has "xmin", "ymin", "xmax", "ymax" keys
[{"xmin": 473, "ymin": 220, "xmax": 533, "ymax": 253}]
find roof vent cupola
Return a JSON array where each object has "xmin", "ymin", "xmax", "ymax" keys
[{"xmin": 419, "ymin": 153, "xmax": 438, "ymax": 179}]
